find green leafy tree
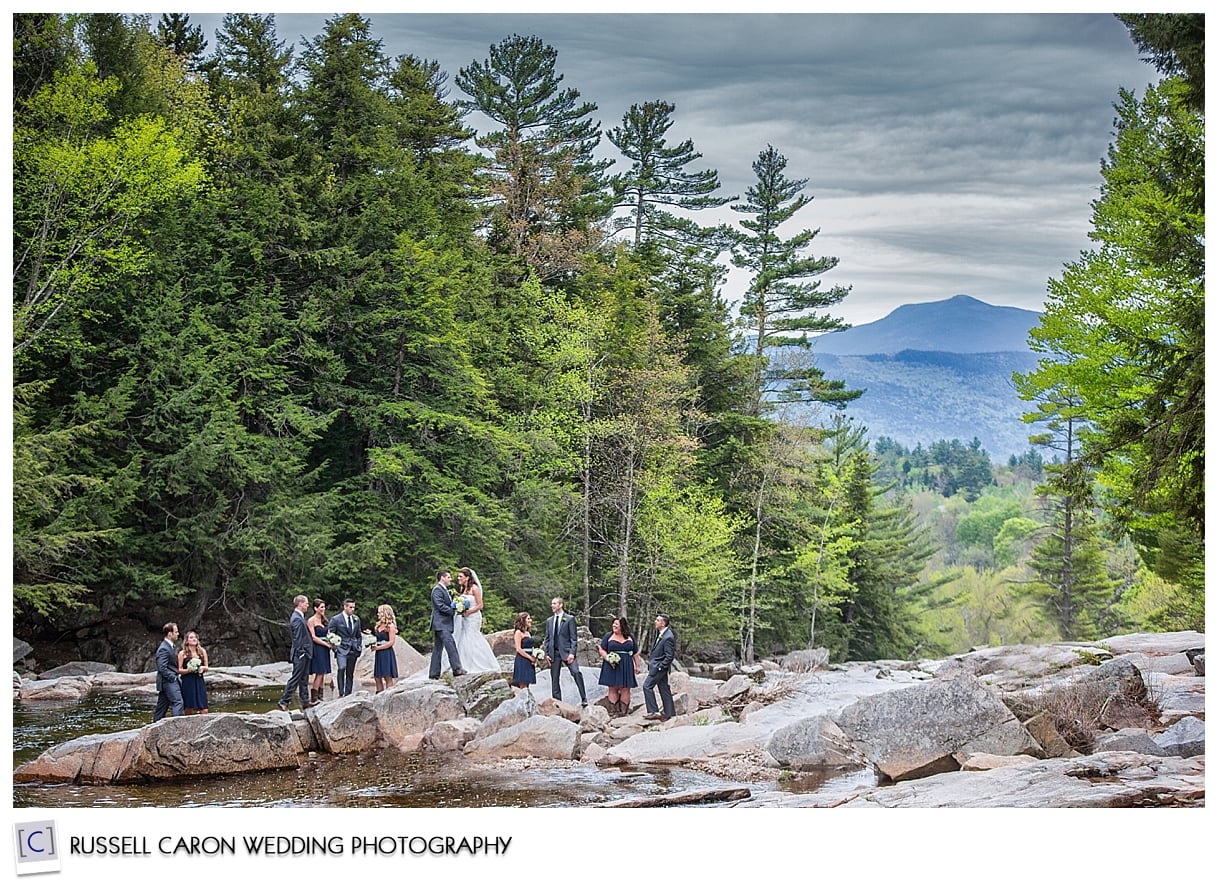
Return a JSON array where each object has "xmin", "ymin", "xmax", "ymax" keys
[
  {"xmin": 1015, "ymin": 78, "xmax": 1203, "ymax": 628},
  {"xmin": 12, "ymin": 61, "xmax": 206, "ymax": 359}
]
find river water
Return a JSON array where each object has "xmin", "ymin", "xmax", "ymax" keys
[{"xmin": 13, "ymin": 688, "xmax": 803, "ymax": 809}]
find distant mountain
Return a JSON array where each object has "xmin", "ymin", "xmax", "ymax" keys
[
  {"xmin": 786, "ymin": 296, "xmax": 1047, "ymax": 460},
  {"xmin": 811, "ymin": 294, "xmax": 1041, "ymax": 355}
]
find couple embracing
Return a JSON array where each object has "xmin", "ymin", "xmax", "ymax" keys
[{"xmin": 427, "ymin": 566, "xmax": 499, "ymax": 678}]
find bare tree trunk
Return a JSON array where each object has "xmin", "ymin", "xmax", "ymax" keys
[{"xmin": 742, "ymin": 470, "xmax": 767, "ymax": 664}]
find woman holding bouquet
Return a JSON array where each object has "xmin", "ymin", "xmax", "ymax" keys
[
  {"xmin": 372, "ymin": 604, "xmax": 398, "ymax": 692},
  {"xmin": 598, "ymin": 617, "xmax": 640, "ymax": 716},
  {"xmin": 307, "ymin": 599, "xmax": 332, "ymax": 703},
  {"xmin": 177, "ymin": 631, "xmax": 209, "ymax": 715},
  {"xmin": 447, "ymin": 567, "xmax": 501, "ymax": 674},
  {"xmin": 510, "ymin": 612, "xmax": 538, "ymax": 693}
]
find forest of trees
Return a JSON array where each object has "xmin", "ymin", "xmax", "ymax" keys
[{"xmin": 11, "ymin": 13, "xmax": 1203, "ymax": 666}]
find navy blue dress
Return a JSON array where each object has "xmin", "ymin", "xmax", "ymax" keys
[
  {"xmin": 372, "ymin": 630, "xmax": 397, "ymax": 678},
  {"xmin": 310, "ymin": 624, "xmax": 332, "ymax": 674},
  {"xmin": 598, "ymin": 636, "xmax": 638, "ymax": 687},
  {"xmin": 180, "ymin": 654, "xmax": 208, "ymax": 710},
  {"xmin": 511, "ymin": 634, "xmax": 537, "ymax": 686}
]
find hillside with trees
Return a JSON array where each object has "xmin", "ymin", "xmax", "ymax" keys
[{"xmin": 11, "ymin": 13, "xmax": 1203, "ymax": 672}]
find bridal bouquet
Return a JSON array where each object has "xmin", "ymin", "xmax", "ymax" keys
[
  {"xmin": 606, "ymin": 651, "xmax": 621, "ymax": 668},
  {"xmin": 452, "ymin": 595, "xmax": 471, "ymax": 613},
  {"xmin": 327, "ymin": 633, "xmax": 342, "ymax": 648},
  {"xmin": 186, "ymin": 657, "xmax": 202, "ymax": 673}
]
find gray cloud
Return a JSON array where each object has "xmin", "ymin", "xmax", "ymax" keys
[{"xmin": 185, "ymin": 11, "xmax": 1155, "ymax": 325}]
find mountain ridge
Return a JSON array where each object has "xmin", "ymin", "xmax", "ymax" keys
[
  {"xmin": 791, "ymin": 295, "xmax": 1046, "ymax": 459},
  {"xmin": 812, "ymin": 294, "xmax": 1042, "ymax": 356}
]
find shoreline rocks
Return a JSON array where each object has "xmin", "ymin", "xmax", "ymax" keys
[{"xmin": 14, "ymin": 630, "xmax": 1205, "ymax": 808}]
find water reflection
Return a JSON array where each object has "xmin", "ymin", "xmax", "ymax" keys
[{"xmin": 14, "ymin": 691, "xmax": 764, "ymax": 809}]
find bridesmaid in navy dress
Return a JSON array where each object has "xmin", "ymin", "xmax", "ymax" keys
[
  {"xmin": 510, "ymin": 612, "xmax": 538, "ymax": 692},
  {"xmin": 177, "ymin": 631, "xmax": 209, "ymax": 714},
  {"xmin": 307, "ymin": 599, "xmax": 332, "ymax": 703},
  {"xmin": 372, "ymin": 604, "xmax": 398, "ymax": 692},
  {"xmin": 598, "ymin": 616, "xmax": 640, "ymax": 716}
]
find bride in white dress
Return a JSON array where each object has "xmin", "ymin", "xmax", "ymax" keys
[{"xmin": 446, "ymin": 567, "xmax": 500, "ymax": 674}]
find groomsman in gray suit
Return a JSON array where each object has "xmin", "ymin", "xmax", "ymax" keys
[
  {"xmin": 153, "ymin": 622, "xmax": 184, "ymax": 721},
  {"xmin": 643, "ymin": 614, "xmax": 676, "ymax": 721},
  {"xmin": 327, "ymin": 598, "xmax": 363, "ymax": 697},
  {"xmin": 544, "ymin": 597, "xmax": 587, "ymax": 706},
  {"xmin": 278, "ymin": 594, "xmax": 314, "ymax": 711},
  {"xmin": 428, "ymin": 569, "xmax": 465, "ymax": 678}
]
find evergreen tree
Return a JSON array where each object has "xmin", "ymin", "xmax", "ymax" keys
[
  {"xmin": 1015, "ymin": 78, "xmax": 1203, "ymax": 627},
  {"xmin": 455, "ymin": 34, "xmax": 610, "ymax": 280},
  {"xmin": 155, "ymin": 13, "xmax": 207, "ymax": 70},
  {"xmin": 607, "ymin": 99, "xmax": 733, "ymax": 247},
  {"xmin": 731, "ymin": 145, "xmax": 858, "ymax": 416}
]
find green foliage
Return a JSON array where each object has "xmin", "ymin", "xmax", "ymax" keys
[
  {"xmin": 1015, "ymin": 77, "xmax": 1203, "ymax": 627},
  {"xmin": 12, "ymin": 15, "xmax": 1192, "ymax": 666},
  {"xmin": 731, "ymin": 145, "xmax": 857, "ymax": 415}
]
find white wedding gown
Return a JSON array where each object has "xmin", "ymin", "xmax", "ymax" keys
[{"xmin": 443, "ymin": 605, "xmax": 500, "ymax": 674}]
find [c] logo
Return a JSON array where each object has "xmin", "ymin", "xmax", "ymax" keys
[{"xmin": 13, "ymin": 820, "xmax": 61, "ymax": 876}]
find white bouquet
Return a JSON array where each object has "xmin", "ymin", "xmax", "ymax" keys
[
  {"xmin": 606, "ymin": 651, "xmax": 621, "ymax": 668},
  {"xmin": 186, "ymin": 657, "xmax": 202, "ymax": 673},
  {"xmin": 531, "ymin": 647, "xmax": 546, "ymax": 666},
  {"xmin": 327, "ymin": 633, "xmax": 342, "ymax": 648}
]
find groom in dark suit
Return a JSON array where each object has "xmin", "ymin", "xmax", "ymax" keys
[
  {"xmin": 643, "ymin": 614, "xmax": 676, "ymax": 721},
  {"xmin": 278, "ymin": 594, "xmax": 314, "ymax": 711},
  {"xmin": 327, "ymin": 598, "xmax": 362, "ymax": 697},
  {"xmin": 152, "ymin": 622, "xmax": 184, "ymax": 721},
  {"xmin": 428, "ymin": 569, "xmax": 465, "ymax": 678},
  {"xmin": 544, "ymin": 597, "xmax": 587, "ymax": 706}
]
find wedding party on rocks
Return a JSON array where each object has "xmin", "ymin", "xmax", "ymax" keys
[{"xmin": 12, "ymin": 13, "xmax": 1204, "ymax": 818}]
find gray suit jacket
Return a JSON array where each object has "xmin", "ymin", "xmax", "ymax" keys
[
  {"xmin": 648, "ymin": 628, "xmax": 675, "ymax": 676},
  {"xmin": 289, "ymin": 609, "xmax": 313, "ymax": 660},
  {"xmin": 155, "ymin": 638, "xmax": 179, "ymax": 691},
  {"xmin": 545, "ymin": 612, "xmax": 578, "ymax": 659},
  {"xmin": 327, "ymin": 612, "xmax": 362, "ymax": 652},
  {"xmin": 430, "ymin": 583, "xmax": 457, "ymax": 632}
]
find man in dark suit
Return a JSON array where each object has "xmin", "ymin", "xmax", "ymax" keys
[
  {"xmin": 428, "ymin": 569, "xmax": 465, "ymax": 678},
  {"xmin": 153, "ymin": 622, "xmax": 184, "ymax": 721},
  {"xmin": 327, "ymin": 598, "xmax": 363, "ymax": 697},
  {"xmin": 278, "ymin": 594, "xmax": 314, "ymax": 711},
  {"xmin": 643, "ymin": 614, "xmax": 676, "ymax": 721},
  {"xmin": 544, "ymin": 597, "xmax": 587, "ymax": 706}
]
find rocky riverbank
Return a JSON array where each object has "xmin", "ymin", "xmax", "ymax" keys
[{"xmin": 14, "ymin": 630, "xmax": 1204, "ymax": 808}]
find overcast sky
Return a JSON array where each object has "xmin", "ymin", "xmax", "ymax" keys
[{"xmin": 181, "ymin": 9, "xmax": 1160, "ymax": 327}]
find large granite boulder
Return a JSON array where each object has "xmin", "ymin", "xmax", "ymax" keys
[
  {"xmin": 354, "ymin": 639, "xmax": 427, "ymax": 682},
  {"xmin": 835, "ymin": 675, "xmax": 1039, "ymax": 781},
  {"xmin": 17, "ymin": 676, "xmax": 94, "ymax": 701},
  {"xmin": 15, "ymin": 729, "xmax": 148, "ymax": 784},
  {"xmin": 1153, "ymin": 716, "xmax": 1205, "ymax": 758},
  {"xmin": 766, "ymin": 715, "xmax": 869, "ymax": 771},
  {"xmin": 40, "ymin": 661, "xmax": 117, "ymax": 679},
  {"xmin": 373, "ymin": 681, "xmax": 464, "ymax": 747},
  {"xmin": 463, "ymin": 713, "xmax": 580, "ymax": 760},
  {"xmin": 451, "ymin": 670, "xmax": 513, "ymax": 718},
  {"xmin": 476, "ymin": 689, "xmax": 538, "ymax": 740},
  {"xmin": 130, "ymin": 713, "xmax": 303, "ymax": 778},
  {"xmin": 310, "ymin": 694, "xmax": 381, "ymax": 754},
  {"xmin": 15, "ymin": 713, "xmax": 303, "ymax": 784}
]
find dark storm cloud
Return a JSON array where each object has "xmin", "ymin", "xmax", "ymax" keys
[{"xmin": 185, "ymin": 11, "xmax": 1156, "ymax": 324}]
